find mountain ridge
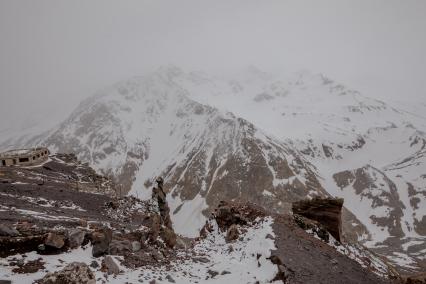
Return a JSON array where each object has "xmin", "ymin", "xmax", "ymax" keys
[{"xmin": 1, "ymin": 67, "xmax": 425, "ymax": 272}]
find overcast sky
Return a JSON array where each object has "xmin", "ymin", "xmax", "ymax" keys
[{"xmin": 1, "ymin": 0, "xmax": 425, "ymax": 132}]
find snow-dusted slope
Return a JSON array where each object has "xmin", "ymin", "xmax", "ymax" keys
[{"xmin": 159, "ymin": 67, "xmax": 426, "ymax": 271}]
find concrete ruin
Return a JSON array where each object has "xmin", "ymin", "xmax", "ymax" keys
[{"xmin": 0, "ymin": 147, "xmax": 50, "ymax": 167}]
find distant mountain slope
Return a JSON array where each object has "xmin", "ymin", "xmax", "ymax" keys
[{"xmin": 158, "ymin": 67, "xmax": 426, "ymax": 272}]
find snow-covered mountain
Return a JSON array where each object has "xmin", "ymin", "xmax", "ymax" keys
[
  {"xmin": 171, "ymin": 67, "xmax": 426, "ymax": 272},
  {"xmin": 1, "ymin": 66, "xmax": 425, "ymax": 272},
  {"xmin": 2, "ymin": 71, "xmax": 333, "ymax": 237}
]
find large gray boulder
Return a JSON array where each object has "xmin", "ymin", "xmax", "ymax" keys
[
  {"xmin": 108, "ymin": 239, "xmax": 132, "ymax": 255},
  {"xmin": 0, "ymin": 224, "xmax": 19, "ymax": 237},
  {"xmin": 103, "ymin": 255, "xmax": 120, "ymax": 275},
  {"xmin": 67, "ymin": 229, "xmax": 86, "ymax": 249}
]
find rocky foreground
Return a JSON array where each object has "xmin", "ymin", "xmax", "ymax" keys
[{"xmin": 0, "ymin": 154, "xmax": 424, "ymax": 283}]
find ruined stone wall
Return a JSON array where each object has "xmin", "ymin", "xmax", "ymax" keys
[{"xmin": 0, "ymin": 148, "xmax": 50, "ymax": 167}]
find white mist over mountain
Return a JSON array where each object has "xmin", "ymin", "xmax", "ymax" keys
[{"xmin": 1, "ymin": 0, "xmax": 426, "ymax": 134}]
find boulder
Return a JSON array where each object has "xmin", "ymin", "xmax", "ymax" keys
[
  {"xmin": 160, "ymin": 227, "xmax": 177, "ymax": 248},
  {"xmin": 166, "ymin": 275, "xmax": 176, "ymax": 283},
  {"xmin": 39, "ymin": 262, "xmax": 96, "ymax": 284},
  {"xmin": 91, "ymin": 228, "xmax": 112, "ymax": 257},
  {"xmin": 67, "ymin": 229, "xmax": 86, "ymax": 249},
  {"xmin": 44, "ymin": 233, "xmax": 65, "ymax": 249},
  {"xmin": 0, "ymin": 224, "xmax": 19, "ymax": 237},
  {"xmin": 89, "ymin": 260, "xmax": 99, "ymax": 269},
  {"xmin": 292, "ymin": 197, "xmax": 344, "ymax": 242},
  {"xmin": 108, "ymin": 239, "xmax": 132, "ymax": 255},
  {"xmin": 103, "ymin": 255, "xmax": 120, "ymax": 275},
  {"xmin": 131, "ymin": 241, "xmax": 141, "ymax": 252},
  {"xmin": 207, "ymin": 269, "xmax": 219, "ymax": 278},
  {"xmin": 213, "ymin": 201, "xmax": 266, "ymax": 231},
  {"xmin": 225, "ymin": 224, "xmax": 239, "ymax": 242}
]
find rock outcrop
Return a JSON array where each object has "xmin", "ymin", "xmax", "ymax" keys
[
  {"xmin": 211, "ymin": 200, "xmax": 266, "ymax": 232},
  {"xmin": 203, "ymin": 201, "xmax": 393, "ymax": 284},
  {"xmin": 292, "ymin": 197, "xmax": 344, "ymax": 242},
  {"xmin": 102, "ymin": 255, "xmax": 120, "ymax": 275},
  {"xmin": 90, "ymin": 228, "xmax": 113, "ymax": 257}
]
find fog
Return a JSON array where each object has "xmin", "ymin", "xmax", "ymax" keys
[{"xmin": 1, "ymin": 0, "xmax": 425, "ymax": 132}]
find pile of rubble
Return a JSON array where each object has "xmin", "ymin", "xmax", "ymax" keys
[
  {"xmin": 1, "ymin": 193, "xmax": 420, "ymax": 284},
  {"xmin": 0, "ymin": 194, "xmax": 183, "ymax": 282}
]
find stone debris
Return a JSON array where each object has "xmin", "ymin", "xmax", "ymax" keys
[
  {"xmin": 38, "ymin": 262, "xmax": 96, "ymax": 284},
  {"xmin": 11, "ymin": 258, "xmax": 45, "ymax": 274},
  {"xmin": 0, "ymin": 152, "xmax": 413, "ymax": 284}
]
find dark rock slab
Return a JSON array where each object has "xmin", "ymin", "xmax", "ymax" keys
[{"xmin": 292, "ymin": 197, "xmax": 344, "ymax": 242}]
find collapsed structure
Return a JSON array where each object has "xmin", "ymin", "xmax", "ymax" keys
[{"xmin": 0, "ymin": 147, "xmax": 50, "ymax": 167}]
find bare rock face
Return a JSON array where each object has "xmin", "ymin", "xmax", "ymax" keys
[
  {"xmin": 292, "ymin": 197, "xmax": 344, "ymax": 242},
  {"xmin": 38, "ymin": 262, "xmax": 96, "ymax": 284}
]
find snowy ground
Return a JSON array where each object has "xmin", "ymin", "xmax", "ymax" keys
[{"xmin": 0, "ymin": 217, "xmax": 280, "ymax": 284}]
